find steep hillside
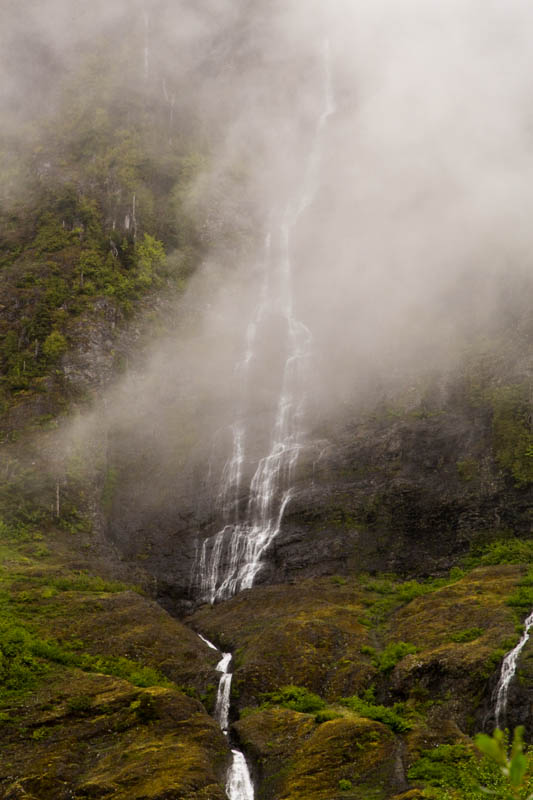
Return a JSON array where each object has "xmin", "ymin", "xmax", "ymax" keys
[{"xmin": 3, "ymin": 2, "xmax": 533, "ymax": 800}]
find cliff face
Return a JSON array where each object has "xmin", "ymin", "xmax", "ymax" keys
[
  {"xmin": 102, "ymin": 354, "xmax": 533, "ymax": 615},
  {"xmin": 3, "ymin": 5, "xmax": 533, "ymax": 798}
]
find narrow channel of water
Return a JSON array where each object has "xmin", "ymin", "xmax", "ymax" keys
[
  {"xmin": 198, "ymin": 633, "xmax": 254, "ymax": 800},
  {"xmin": 493, "ymin": 608, "xmax": 533, "ymax": 728}
]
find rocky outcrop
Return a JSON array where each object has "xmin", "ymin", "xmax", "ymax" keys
[{"xmin": 103, "ymin": 377, "xmax": 532, "ymax": 614}]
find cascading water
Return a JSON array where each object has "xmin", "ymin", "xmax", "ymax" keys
[
  {"xmin": 493, "ymin": 609, "xmax": 533, "ymax": 728},
  {"xmin": 193, "ymin": 39, "xmax": 335, "ymax": 605},
  {"xmin": 198, "ymin": 634, "xmax": 254, "ymax": 800}
]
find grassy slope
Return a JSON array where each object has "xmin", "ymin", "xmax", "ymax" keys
[{"xmin": 0, "ymin": 535, "xmax": 229, "ymax": 799}]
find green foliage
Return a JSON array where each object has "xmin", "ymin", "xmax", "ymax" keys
[
  {"xmin": 492, "ymin": 385, "xmax": 533, "ymax": 487},
  {"xmin": 0, "ymin": 623, "xmax": 44, "ymax": 694},
  {"xmin": 331, "ymin": 575, "xmax": 347, "ymax": 586},
  {"xmin": 259, "ymin": 685, "xmax": 326, "ymax": 714},
  {"xmin": 134, "ymin": 233, "xmax": 166, "ymax": 289},
  {"xmin": 408, "ymin": 744, "xmax": 475, "ymax": 789},
  {"xmin": 465, "ymin": 538, "xmax": 533, "ymax": 568},
  {"xmin": 315, "ymin": 709, "xmax": 342, "ymax": 724},
  {"xmin": 46, "ymin": 572, "xmax": 131, "ymax": 593},
  {"xmin": 129, "ymin": 693, "xmax": 158, "ymax": 723},
  {"xmin": 358, "ymin": 571, "xmax": 464, "ymax": 628},
  {"xmin": 32, "ymin": 213, "xmax": 75, "ymax": 255},
  {"xmin": 67, "ymin": 694, "xmax": 92, "ymax": 714},
  {"xmin": 42, "ymin": 330, "xmax": 68, "ymax": 361},
  {"xmin": 200, "ymin": 684, "xmax": 217, "ymax": 714},
  {"xmin": 373, "ymin": 641, "xmax": 417, "ymax": 674},
  {"xmin": 340, "ymin": 695, "xmax": 412, "ymax": 733},
  {"xmin": 338, "ymin": 779, "xmax": 353, "ymax": 791},
  {"xmin": 475, "ymin": 727, "xmax": 533, "ymax": 799},
  {"xmin": 409, "ymin": 730, "xmax": 533, "ymax": 799},
  {"xmin": 507, "ymin": 572, "xmax": 533, "ymax": 614},
  {"xmin": 29, "ymin": 638, "xmax": 171, "ymax": 689},
  {"xmin": 450, "ymin": 628, "xmax": 484, "ymax": 643}
]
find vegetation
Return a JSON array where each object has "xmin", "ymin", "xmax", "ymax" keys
[
  {"xmin": 492, "ymin": 385, "xmax": 533, "ymax": 487},
  {"xmin": 339, "ymin": 693, "xmax": 412, "ymax": 734},
  {"xmin": 409, "ymin": 728, "xmax": 533, "ymax": 799},
  {"xmin": 258, "ymin": 685, "xmax": 326, "ymax": 714},
  {"xmin": 358, "ymin": 569, "xmax": 465, "ymax": 627},
  {"xmin": 449, "ymin": 627, "xmax": 484, "ymax": 643},
  {"xmin": 465, "ymin": 539, "xmax": 533, "ymax": 568}
]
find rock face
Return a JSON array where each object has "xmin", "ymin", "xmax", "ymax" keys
[
  {"xmin": 104, "ymin": 377, "xmax": 533, "ymax": 613},
  {"xmin": 187, "ymin": 568, "xmax": 525, "ymax": 798},
  {"xmin": 1, "ymin": 675, "xmax": 229, "ymax": 800},
  {"xmin": 269, "ymin": 403, "xmax": 532, "ymax": 584},
  {"xmin": 234, "ymin": 709, "xmax": 401, "ymax": 800}
]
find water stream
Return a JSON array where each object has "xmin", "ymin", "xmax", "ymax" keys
[
  {"xmin": 493, "ymin": 609, "xmax": 533, "ymax": 728},
  {"xmin": 198, "ymin": 634, "xmax": 254, "ymax": 800},
  {"xmin": 193, "ymin": 39, "xmax": 335, "ymax": 605}
]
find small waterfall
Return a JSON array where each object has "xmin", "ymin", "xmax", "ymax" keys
[
  {"xmin": 215, "ymin": 652, "xmax": 233, "ymax": 733},
  {"xmin": 193, "ymin": 39, "xmax": 335, "ymax": 605},
  {"xmin": 227, "ymin": 751, "xmax": 254, "ymax": 800},
  {"xmin": 493, "ymin": 609, "xmax": 533, "ymax": 728},
  {"xmin": 198, "ymin": 634, "xmax": 254, "ymax": 800}
]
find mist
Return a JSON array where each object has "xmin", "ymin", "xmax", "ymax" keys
[{"xmin": 4, "ymin": 0, "xmax": 533, "ymax": 499}]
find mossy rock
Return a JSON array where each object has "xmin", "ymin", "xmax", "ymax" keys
[
  {"xmin": 0, "ymin": 672, "xmax": 229, "ymax": 799},
  {"xmin": 235, "ymin": 708, "xmax": 400, "ymax": 800},
  {"xmin": 189, "ymin": 579, "xmax": 376, "ymax": 708}
]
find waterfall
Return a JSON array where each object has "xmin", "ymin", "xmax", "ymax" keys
[
  {"xmin": 198, "ymin": 634, "xmax": 254, "ymax": 800},
  {"xmin": 227, "ymin": 751, "xmax": 254, "ymax": 800},
  {"xmin": 493, "ymin": 609, "xmax": 533, "ymax": 728},
  {"xmin": 215, "ymin": 652, "xmax": 233, "ymax": 733},
  {"xmin": 192, "ymin": 39, "xmax": 335, "ymax": 605}
]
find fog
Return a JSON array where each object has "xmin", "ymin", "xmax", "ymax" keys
[{"xmin": 4, "ymin": 0, "xmax": 533, "ymax": 482}]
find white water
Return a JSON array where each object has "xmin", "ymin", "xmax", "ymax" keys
[
  {"xmin": 494, "ymin": 609, "xmax": 533, "ymax": 728},
  {"xmin": 215, "ymin": 651, "xmax": 233, "ymax": 732},
  {"xmin": 227, "ymin": 750, "xmax": 254, "ymax": 800},
  {"xmin": 198, "ymin": 634, "xmax": 254, "ymax": 800},
  {"xmin": 193, "ymin": 40, "xmax": 335, "ymax": 605}
]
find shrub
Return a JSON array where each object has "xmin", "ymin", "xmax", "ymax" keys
[
  {"xmin": 374, "ymin": 641, "xmax": 417, "ymax": 674},
  {"xmin": 465, "ymin": 538, "xmax": 533, "ymax": 568},
  {"xmin": 450, "ymin": 628, "xmax": 484, "ymax": 643},
  {"xmin": 259, "ymin": 685, "xmax": 326, "ymax": 714},
  {"xmin": 67, "ymin": 695, "xmax": 92, "ymax": 713},
  {"xmin": 408, "ymin": 744, "xmax": 474, "ymax": 788},
  {"xmin": 340, "ymin": 695, "xmax": 412, "ymax": 733},
  {"xmin": 315, "ymin": 709, "xmax": 342, "ymax": 724},
  {"xmin": 42, "ymin": 331, "xmax": 68, "ymax": 361}
]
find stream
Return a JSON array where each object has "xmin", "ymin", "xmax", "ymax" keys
[{"xmin": 198, "ymin": 633, "xmax": 254, "ymax": 799}]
